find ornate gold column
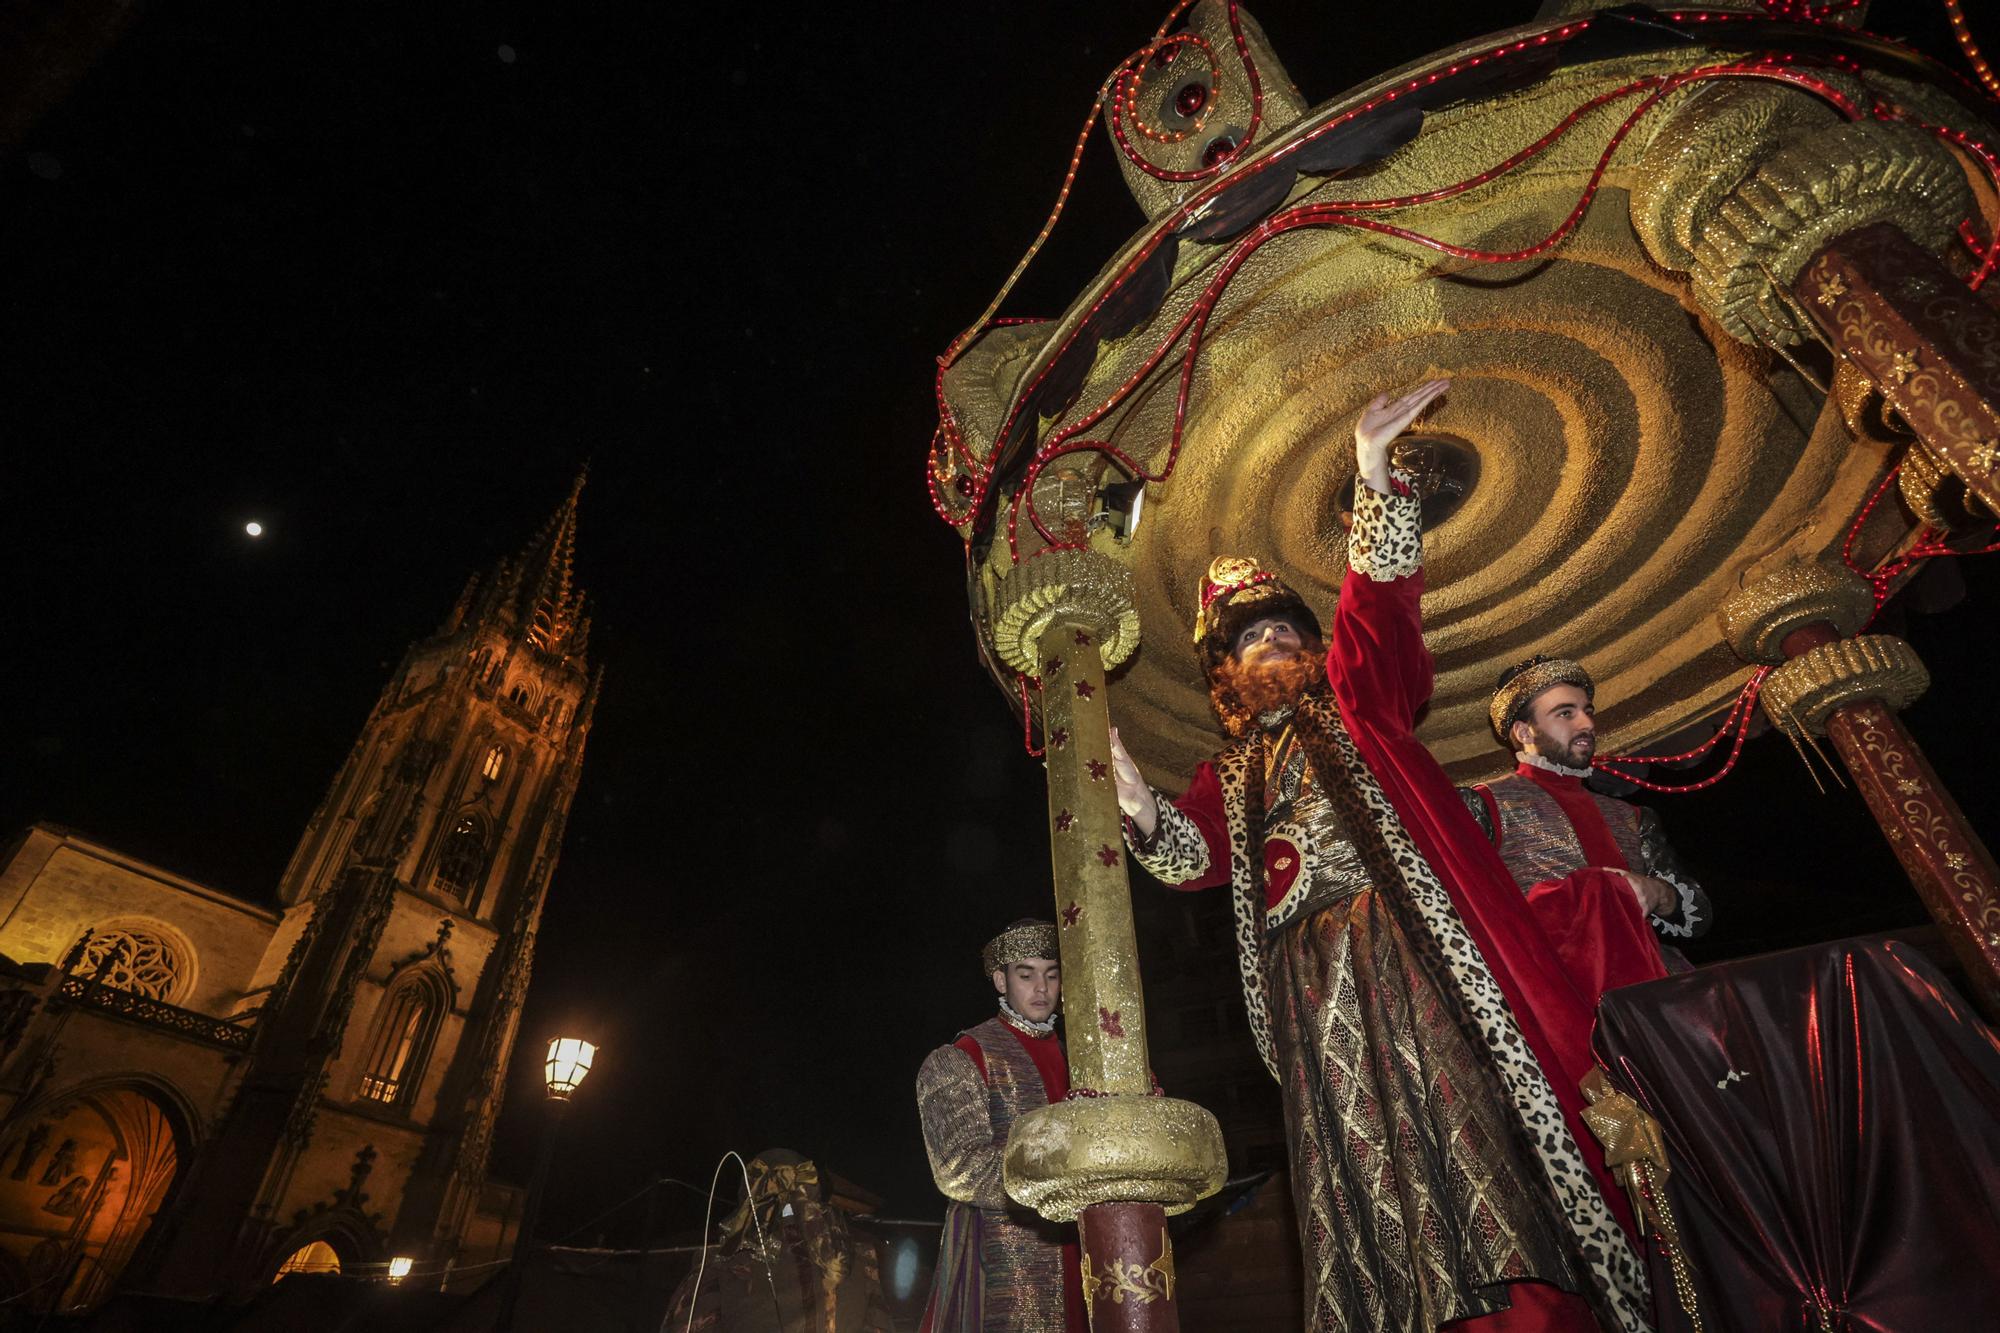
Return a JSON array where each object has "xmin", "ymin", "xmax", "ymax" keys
[
  {"xmin": 1720, "ymin": 562, "xmax": 2000, "ymax": 1018},
  {"xmin": 989, "ymin": 548, "xmax": 1227, "ymax": 1331}
]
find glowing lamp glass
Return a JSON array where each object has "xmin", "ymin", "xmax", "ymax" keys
[
  {"xmin": 543, "ymin": 1036, "xmax": 596, "ymax": 1100},
  {"xmin": 387, "ymin": 1256, "xmax": 413, "ymax": 1282}
]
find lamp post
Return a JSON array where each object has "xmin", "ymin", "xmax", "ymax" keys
[{"xmin": 496, "ymin": 1035, "xmax": 597, "ymax": 1331}]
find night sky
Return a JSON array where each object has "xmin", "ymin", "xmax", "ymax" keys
[{"xmin": 8, "ymin": 1, "xmax": 1998, "ymax": 1244}]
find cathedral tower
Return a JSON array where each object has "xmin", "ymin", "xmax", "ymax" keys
[{"xmin": 144, "ymin": 476, "xmax": 600, "ymax": 1295}]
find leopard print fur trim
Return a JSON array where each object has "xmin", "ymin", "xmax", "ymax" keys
[
  {"xmin": 1348, "ymin": 470, "xmax": 1422, "ymax": 582},
  {"xmin": 1212, "ymin": 741, "xmax": 1282, "ymax": 1081},
  {"xmin": 1310, "ymin": 708, "xmax": 1654, "ymax": 1331},
  {"xmin": 1127, "ymin": 788, "xmax": 1212, "ymax": 885}
]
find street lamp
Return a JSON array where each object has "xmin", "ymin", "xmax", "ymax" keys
[
  {"xmin": 498, "ymin": 1034, "xmax": 598, "ymax": 1331},
  {"xmin": 543, "ymin": 1037, "xmax": 596, "ymax": 1099},
  {"xmin": 387, "ymin": 1256, "xmax": 413, "ymax": 1283}
]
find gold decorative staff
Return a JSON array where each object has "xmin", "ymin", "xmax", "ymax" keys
[{"xmin": 988, "ymin": 546, "xmax": 1226, "ymax": 1332}]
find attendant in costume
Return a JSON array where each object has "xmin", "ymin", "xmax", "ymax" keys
[
  {"xmin": 1462, "ymin": 657, "xmax": 1711, "ymax": 978},
  {"xmin": 915, "ymin": 920, "xmax": 1086, "ymax": 1333},
  {"xmin": 1108, "ymin": 381, "xmax": 1657, "ymax": 1332}
]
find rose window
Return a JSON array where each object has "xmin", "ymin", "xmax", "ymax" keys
[{"xmin": 72, "ymin": 929, "xmax": 183, "ymax": 1002}]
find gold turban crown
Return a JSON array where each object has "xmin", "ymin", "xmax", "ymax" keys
[
  {"xmin": 1489, "ymin": 655, "xmax": 1594, "ymax": 745},
  {"xmin": 1192, "ymin": 555, "xmax": 1323, "ymax": 671},
  {"xmin": 982, "ymin": 919, "xmax": 1059, "ymax": 974}
]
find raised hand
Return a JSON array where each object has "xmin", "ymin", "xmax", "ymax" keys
[
  {"xmin": 1355, "ymin": 378, "xmax": 1448, "ymax": 492},
  {"xmin": 1108, "ymin": 727, "xmax": 1156, "ymax": 837}
]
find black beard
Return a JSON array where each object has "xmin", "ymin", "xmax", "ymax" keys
[{"xmin": 1529, "ymin": 726, "xmax": 1596, "ymax": 767}]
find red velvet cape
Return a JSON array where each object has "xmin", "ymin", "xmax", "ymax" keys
[{"xmin": 1326, "ymin": 560, "xmax": 1648, "ymax": 1241}]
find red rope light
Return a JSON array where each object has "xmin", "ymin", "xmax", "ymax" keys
[
  {"xmin": 1840, "ymin": 462, "xmax": 2000, "ymax": 620},
  {"xmin": 1115, "ymin": 31, "xmax": 1221, "ymax": 146},
  {"xmin": 939, "ymin": 0, "xmax": 1211, "ymax": 367},
  {"xmin": 1593, "ymin": 668, "xmax": 1773, "ymax": 794},
  {"xmin": 1107, "ymin": 0, "xmax": 1267, "ymax": 180},
  {"xmin": 1018, "ymin": 676, "xmax": 1045, "ymax": 757},
  {"xmin": 1840, "ymin": 466, "xmax": 1908, "ymax": 612},
  {"xmin": 1010, "ymin": 60, "xmax": 1862, "ymax": 553}
]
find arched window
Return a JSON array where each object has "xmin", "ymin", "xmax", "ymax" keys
[
  {"xmin": 357, "ymin": 971, "xmax": 448, "ymax": 1107},
  {"xmin": 480, "ymin": 745, "xmax": 506, "ymax": 782},
  {"xmin": 509, "ymin": 683, "xmax": 532, "ymax": 708},
  {"xmin": 434, "ymin": 815, "xmax": 489, "ymax": 899},
  {"xmin": 274, "ymin": 1239, "xmax": 341, "ymax": 1280}
]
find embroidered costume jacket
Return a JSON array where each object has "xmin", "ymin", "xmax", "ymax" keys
[
  {"xmin": 1464, "ymin": 763, "xmax": 1711, "ymax": 944},
  {"xmin": 1126, "ymin": 480, "xmax": 1655, "ymax": 1332},
  {"xmin": 915, "ymin": 1016, "xmax": 1084, "ymax": 1332}
]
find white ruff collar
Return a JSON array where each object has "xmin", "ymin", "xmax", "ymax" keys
[
  {"xmin": 998, "ymin": 998, "xmax": 1057, "ymax": 1037},
  {"xmin": 1516, "ymin": 750, "xmax": 1592, "ymax": 779}
]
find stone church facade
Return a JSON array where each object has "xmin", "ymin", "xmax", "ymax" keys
[{"xmin": 0, "ymin": 479, "xmax": 598, "ymax": 1312}]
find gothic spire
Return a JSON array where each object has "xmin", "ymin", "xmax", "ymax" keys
[{"xmin": 492, "ymin": 469, "xmax": 589, "ymax": 662}]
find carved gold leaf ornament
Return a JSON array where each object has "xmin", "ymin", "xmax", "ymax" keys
[
  {"xmin": 1888, "ymin": 348, "xmax": 1922, "ymax": 385},
  {"xmin": 988, "ymin": 549, "xmax": 1141, "ymax": 677},
  {"xmin": 1715, "ymin": 561, "xmax": 1876, "ymax": 666},
  {"xmin": 1003, "ymin": 1095, "xmax": 1227, "ymax": 1221},
  {"xmin": 1687, "ymin": 119, "xmax": 1973, "ymax": 347},
  {"xmin": 1816, "ymin": 273, "xmax": 1849, "ymax": 308}
]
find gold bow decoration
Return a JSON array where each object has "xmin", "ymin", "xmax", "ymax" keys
[
  {"xmin": 720, "ymin": 1155, "xmax": 853, "ymax": 1304},
  {"xmin": 1579, "ymin": 1067, "xmax": 1669, "ymax": 1223},
  {"xmin": 1580, "ymin": 1068, "xmax": 1704, "ymax": 1332},
  {"xmin": 720, "ymin": 1157, "xmax": 821, "ymax": 1240}
]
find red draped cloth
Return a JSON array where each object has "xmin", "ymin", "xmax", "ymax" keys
[
  {"xmin": 1523, "ymin": 868, "xmax": 1669, "ymax": 1007},
  {"xmin": 1594, "ymin": 936, "xmax": 2000, "ymax": 1331},
  {"xmin": 1326, "ymin": 559, "xmax": 1652, "ymax": 1252}
]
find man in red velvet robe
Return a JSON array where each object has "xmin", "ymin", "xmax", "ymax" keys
[
  {"xmin": 1463, "ymin": 657, "xmax": 1711, "ymax": 982},
  {"xmin": 1109, "ymin": 381, "xmax": 1658, "ymax": 1332},
  {"xmin": 915, "ymin": 920, "xmax": 1086, "ymax": 1332}
]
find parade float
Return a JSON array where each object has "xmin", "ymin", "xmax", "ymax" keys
[{"xmin": 924, "ymin": 3, "xmax": 2000, "ymax": 1327}]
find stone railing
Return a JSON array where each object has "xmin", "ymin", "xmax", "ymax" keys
[{"xmin": 56, "ymin": 975, "xmax": 254, "ymax": 1051}]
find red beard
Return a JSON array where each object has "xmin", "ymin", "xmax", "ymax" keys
[{"xmin": 1209, "ymin": 644, "xmax": 1326, "ymax": 737}]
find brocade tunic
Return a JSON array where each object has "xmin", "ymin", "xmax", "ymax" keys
[
  {"xmin": 915, "ymin": 1015, "xmax": 1085, "ymax": 1332},
  {"xmin": 1463, "ymin": 763, "xmax": 1711, "ymax": 946}
]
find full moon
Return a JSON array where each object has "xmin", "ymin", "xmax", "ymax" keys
[{"xmin": 244, "ymin": 521, "xmax": 265, "ymax": 538}]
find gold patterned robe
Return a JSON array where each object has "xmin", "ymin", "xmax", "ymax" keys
[
  {"xmin": 915, "ymin": 1016, "xmax": 1081, "ymax": 1331},
  {"xmin": 1127, "ymin": 481, "xmax": 1651, "ymax": 1332}
]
